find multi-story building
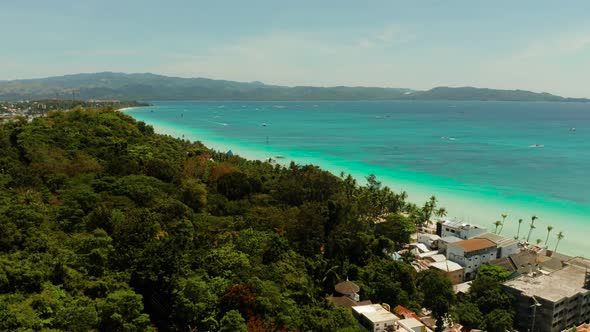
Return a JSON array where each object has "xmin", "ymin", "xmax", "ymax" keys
[
  {"xmin": 446, "ymin": 238, "xmax": 497, "ymax": 279},
  {"xmin": 502, "ymin": 257, "xmax": 590, "ymax": 332},
  {"xmin": 437, "ymin": 220, "xmax": 488, "ymax": 240},
  {"xmin": 351, "ymin": 304, "xmax": 399, "ymax": 332},
  {"xmin": 429, "ymin": 260, "xmax": 465, "ymax": 284},
  {"xmin": 476, "ymin": 232, "xmax": 520, "ymax": 258}
]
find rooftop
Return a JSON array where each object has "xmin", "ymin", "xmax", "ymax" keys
[
  {"xmin": 393, "ymin": 305, "xmax": 420, "ymax": 320},
  {"xmin": 503, "ymin": 258, "xmax": 590, "ymax": 302},
  {"xmin": 334, "ymin": 279, "xmax": 360, "ymax": 295},
  {"xmin": 329, "ymin": 296, "xmax": 372, "ymax": 309},
  {"xmin": 426, "ymin": 254, "xmax": 447, "ymax": 263},
  {"xmin": 453, "ymin": 238, "xmax": 496, "ymax": 252},
  {"xmin": 352, "ymin": 304, "xmax": 399, "ymax": 323},
  {"xmin": 440, "ymin": 236, "xmax": 463, "ymax": 243},
  {"xmin": 453, "ymin": 281, "xmax": 473, "ymax": 294},
  {"xmin": 430, "ymin": 260, "xmax": 464, "ymax": 272},
  {"xmin": 476, "ymin": 232, "xmax": 519, "ymax": 247},
  {"xmin": 441, "ymin": 219, "xmax": 485, "ymax": 230},
  {"xmin": 398, "ymin": 318, "xmax": 432, "ymax": 332}
]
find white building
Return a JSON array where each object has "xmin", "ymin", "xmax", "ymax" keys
[
  {"xmin": 352, "ymin": 304, "xmax": 399, "ymax": 332},
  {"xmin": 446, "ymin": 238, "xmax": 497, "ymax": 279},
  {"xmin": 398, "ymin": 318, "xmax": 433, "ymax": 332},
  {"xmin": 429, "ymin": 260, "xmax": 465, "ymax": 284},
  {"xmin": 476, "ymin": 232, "xmax": 520, "ymax": 258},
  {"xmin": 418, "ymin": 234, "xmax": 440, "ymax": 249},
  {"xmin": 437, "ymin": 220, "xmax": 487, "ymax": 240}
]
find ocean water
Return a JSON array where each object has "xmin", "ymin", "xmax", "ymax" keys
[{"xmin": 125, "ymin": 101, "xmax": 590, "ymax": 256}]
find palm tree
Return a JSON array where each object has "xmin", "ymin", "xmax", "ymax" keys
[
  {"xmin": 515, "ymin": 218, "xmax": 523, "ymax": 240},
  {"xmin": 499, "ymin": 214, "xmax": 507, "ymax": 234},
  {"xmin": 535, "ymin": 238, "xmax": 542, "ymax": 245},
  {"xmin": 435, "ymin": 207, "xmax": 447, "ymax": 218},
  {"xmin": 493, "ymin": 220, "xmax": 502, "ymax": 234},
  {"xmin": 554, "ymin": 231, "xmax": 564, "ymax": 252},
  {"xmin": 527, "ymin": 224, "xmax": 536, "ymax": 243},
  {"xmin": 526, "ymin": 215, "xmax": 538, "ymax": 243},
  {"xmin": 544, "ymin": 225, "xmax": 553, "ymax": 247}
]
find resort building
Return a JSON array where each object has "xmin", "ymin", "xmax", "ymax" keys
[
  {"xmin": 437, "ymin": 236, "xmax": 463, "ymax": 254},
  {"xmin": 502, "ymin": 257, "xmax": 590, "ymax": 332},
  {"xmin": 351, "ymin": 304, "xmax": 400, "ymax": 332},
  {"xmin": 436, "ymin": 220, "xmax": 488, "ymax": 240},
  {"xmin": 429, "ymin": 260, "xmax": 465, "ymax": 284},
  {"xmin": 446, "ymin": 238, "xmax": 497, "ymax": 279},
  {"xmin": 475, "ymin": 232, "xmax": 520, "ymax": 258}
]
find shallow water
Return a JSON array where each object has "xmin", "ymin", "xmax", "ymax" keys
[{"xmin": 125, "ymin": 100, "xmax": 590, "ymax": 256}]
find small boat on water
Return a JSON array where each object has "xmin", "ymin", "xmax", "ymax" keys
[
  {"xmin": 261, "ymin": 123, "xmax": 268, "ymax": 127},
  {"xmin": 529, "ymin": 144, "xmax": 544, "ymax": 148},
  {"xmin": 570, "ymin": 127, "xmax": 576, "ymax": 131},
  {"xmin": 275, "ymin": 155, "xmax": 285, "ymax": 159}
]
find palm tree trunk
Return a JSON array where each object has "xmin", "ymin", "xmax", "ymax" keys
[
  {"xmin": 554, "ymin": 239, "xmax": 561, "ymax": 252},
  {"xmin": 526, "ymin": 226, "xmax": 534, "ymax": 243},
  {"xmin": 516, "ymin": 223, "xmax": 521, "ymax": 239}
]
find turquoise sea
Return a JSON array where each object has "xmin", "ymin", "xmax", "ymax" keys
[{"xmin": 125, "ymin": 101, "xmax": 590, "ymax": 256}]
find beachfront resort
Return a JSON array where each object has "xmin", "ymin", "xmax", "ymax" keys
[{"xmin": 330, "ymin": 217, "xmax": 589, "ymax": 332}]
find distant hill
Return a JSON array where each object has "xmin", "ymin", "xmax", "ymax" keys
[
  {"xmin": 404, "ymin": 86, "xmax": 588, "ymax": 102},
  {"xmin": 0, "ymin": 72, "xmax": 586, "ymax": 102}
]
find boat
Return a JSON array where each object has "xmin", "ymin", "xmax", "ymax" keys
[
  {"xmin": 261, "ymin": 123, "xmax": 268, "ymax": 127},
  {"xmin": 529, "ymin": 144, "xmax": 544, "ymax": 148},
  {"xmin": 275, "ymin": 155, "xmax": 286, "ymax": 159}
]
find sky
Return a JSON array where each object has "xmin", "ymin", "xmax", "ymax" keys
[{"xmin": 1, "ymin": 0, "xmax": 589, "ymax": 97}]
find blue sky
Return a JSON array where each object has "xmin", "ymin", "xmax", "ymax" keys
[{"xmin": 1, "ymin": 0, "xmax": 589, "ymax": 97}]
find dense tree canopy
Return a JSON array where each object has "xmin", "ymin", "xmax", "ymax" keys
[{"xmin": 0, "ymin": 107, "xmax": 515, "ymax": 331}]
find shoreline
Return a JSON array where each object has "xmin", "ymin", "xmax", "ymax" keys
[{"xmin": 123, "ymin": 107, "xmax": 586, "ymax": 256}]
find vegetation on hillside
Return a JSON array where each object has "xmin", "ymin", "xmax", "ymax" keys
[
  {"xmin": 0, "ymin": 107, "xmax": 512, "ymax": 331},
  {"xmin": 1, "ymin": 72, "xmax": 585, "ymax": 102}
]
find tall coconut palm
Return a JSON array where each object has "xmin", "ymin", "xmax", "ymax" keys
[
  {"xmin": 544, "ymin": 225, "xmax": 553, "ymax": 247},
  {"xmin": 554, "ymin": 231, "xmax": 564, "ymax": 252},
  {"xmin": 535, "ymin": 238, "xmax": 542, "ymax": 245},
  {"xmin": 499, "ymin": 214, "xmax": 507, "ymax": 234},
  {"xmin": 515, "ymin": 218, "xmax": 523, "ymax": 240},
  {"xmin": 435, "ymin": 207, "xmax": 447, "ymax": 218},
  {"xmin": 526, "ymin": 215, "xmax": 538, "ymax": 243},
  {"xmin": 493, "ymin": 220, "xmax": 502, "ymax": 234},
  {"xmin": 527, "ymin": 224, "xmax": 536, "ymax": 243}
]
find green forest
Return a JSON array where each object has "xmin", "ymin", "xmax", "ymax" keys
[{"xmin": 0, "ymin": 107, "xmax": 513, "ymax": 331}]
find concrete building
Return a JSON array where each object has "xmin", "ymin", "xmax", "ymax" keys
[
  {"xmin": 352, "ymin": 304, "xmax": 400, "ymax": 332},
  {"xmin": 489, "ymin": 250, "xmax": 538, "ymax": 276},
  {"xmin": 446, "ymin": 238, "xmax": 497, "ymax": 279},
  {"xmin": 502, "ymin": 257, "xmax": 590, "ymax": 332},
  {"xmin": 476, "ymin": 232, "xmax": 520, "ymax": 258},
  {"xmin": 418, "ymin": 234, "xmax": 440, "ymax": 249},
  {"xmin": 397, "ymin": 318, "xmax": 432, "ymax": 332},
  {"xmin": 429, "ymin": 260, "xmax": 465, "ymax": 284},
  {"xmin": 437, "ymin": 220, "xmax": 488, "ymax": 240},
  {"xmin": 437, "ymin": 236, "xmax": 463, "ymax": 254}
]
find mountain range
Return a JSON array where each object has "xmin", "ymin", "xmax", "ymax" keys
[{"xmin": 0, "ymin": 72, "xmax": 587, "ymax": 102}]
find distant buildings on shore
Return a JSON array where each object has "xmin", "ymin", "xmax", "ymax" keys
[
  {"xmin": 0, "ymin": 99, "xmax": 146, "ymax": 123},
  {"xmin": 408, "ymin": 218, "xmax": 590, "ymax": 331}
]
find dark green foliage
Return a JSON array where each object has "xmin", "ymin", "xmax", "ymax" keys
[
  {"xmin": 455, "ymin": 265, "xmax": 515, "ymax": 330},
  {"xmin": 417, "ymin": 269, "xmax": 455, "ymax": 331},
  {"xmin": 0, "ymin": 107, "xmax": 513, "ymax": 331}
]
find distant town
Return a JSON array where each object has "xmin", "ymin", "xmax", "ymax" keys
[{"xmin": 0, "ymin": 99, "xmax": 148, "ymax": 122}]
